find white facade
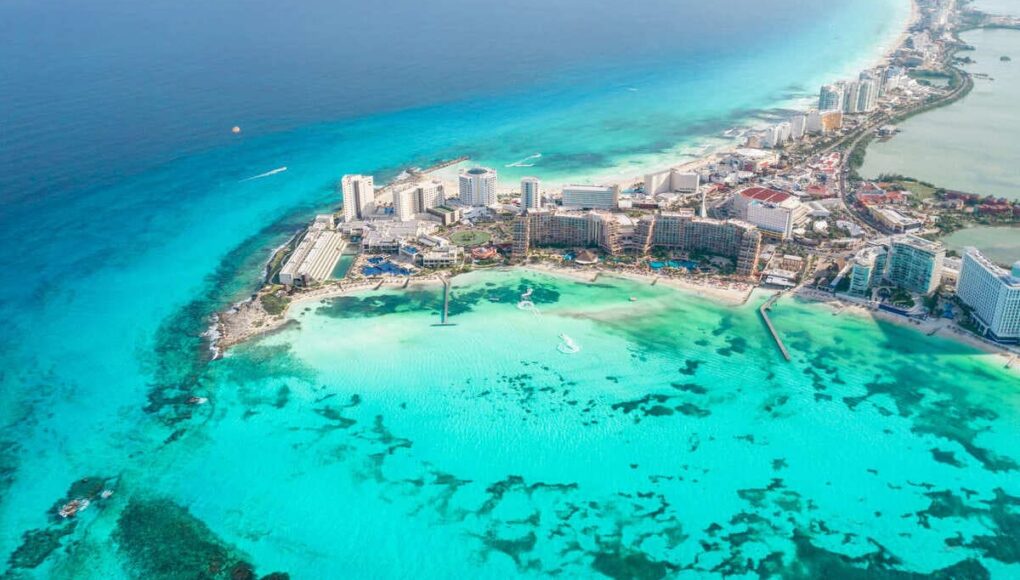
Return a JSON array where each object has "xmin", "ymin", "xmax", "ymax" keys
[
  {"xmin": 790, "ymin": 115, "xmax": 807, "ymax": 140},
  {"xmin": 458, "ymin": 167, "xmax": 498, "ymax": 207},
  {"xmin": 393, "ymin": 187, "xmax": 416, "ymax": 221},
  {"xmin": 806, "ymin": 110, "xmax": 823, "ymax": 133},
  {"xmin": 644, "ymin": 169, "xmax": 700, "ymax": 195},
  {"xmin": 672, "ymin": 172, "xmax": 700, "ymax": 193},
  {"xmin": 521, "ymin": 177, "xmax": 542, "ymax": 210},
  {"xmin": 731, "ymin": 188, "xmax": 805, "ymax": 240},
  {"xmin": 341, "ymin": 174, "xmax": 375, "ymax": 222},
  {"xmin": 279, "ymin": 229, "xmax": 346, "ymax": 287},
  {"xmin": 957, "ymin": 249, "xmax": 1020, "ymax": 341},
  {"xmin": 414, "ymin": 179, "xmax": 445, "ymax": 213},
  {"xmin": 561, "ymin": 185, "xmax": 620, "ymax": 210}
]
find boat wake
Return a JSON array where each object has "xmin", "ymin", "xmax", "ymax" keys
[
  {"xmin": 517, "ymin": 288, "xmax": 540, "ymax": 314},
  {"xmin": 506, "ymin": 153, "xmax": 541, "ymax": 168},
  {"xmin": 241, "ymin": 166, "xmax": 288, "ymax": 181},
  {"xmin": 557, "ymin": 334, "xmax": 581, "ymax": 354}
]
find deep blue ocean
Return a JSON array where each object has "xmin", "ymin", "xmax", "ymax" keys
[{"xmin": 9, "ymin": 0, "xmax": 990, "ymax": 577}]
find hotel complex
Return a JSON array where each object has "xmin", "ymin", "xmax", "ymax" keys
[
  {"xmin": 957, "ymin": 249, "xmax": 1020, "ymax": 342},
  {"xmin": 279, "ymin": 215, "xmax": 346, "ymax": 287},
  {"xmin": 512, "ymin": 208, "xmax": 761, "ymax": 277},
  {"xmin": 887, "ymin": 235, "xmax": 945, "ymax": 295},
  {"xmin": 560, "ymin": 184, "xmax": 620, "ymax": 210},
  {"xmin": 731, "ymin": 187, "xmax": 807, "ymax": 240},
  {"xmin": 847, "ymin": 235, "xmax": 946, "ymax": 297}
]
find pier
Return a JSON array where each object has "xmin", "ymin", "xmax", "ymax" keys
[
  {"xmin": 434, "ymin": 276, "xmax": 455, "ymax": 326},
  {"xmin": 759, "ymin": 292, "xmax": 791, "ymax": 362},
  {"xmin": 376, "ymin": 156, "xmax": 470, "ymax": 197}
]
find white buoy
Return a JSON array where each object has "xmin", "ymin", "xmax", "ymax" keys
[{"xmin": 231, "ymin": 126, "xmax": 242, "ymax": 134}]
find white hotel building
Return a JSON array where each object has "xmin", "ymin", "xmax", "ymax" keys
[
  {"xmin": 458, "ymin": 167, "xmax": 498, "ymax": 207},
  {"xmin": 731, "ymin": 187, "xmax": 806, "ymax": 240},
  {"xmin": 341, "ymin": 174, "xmax": 375, "ymax": 222},
  {"xmin": 957, "ymin": 248, "xmax": 1020, "ymax": 342},
  {"xmin": 521, "ymin": 177, "xmax": 542, "ymax": 210},
  {"xmin": 561, "ymin": 184, "xmax": 620, "ymax": 210}
]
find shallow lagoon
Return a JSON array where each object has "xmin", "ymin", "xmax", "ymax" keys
[
  {"xmin": 943, "ymin": 226, "xmax": 1020, "ymax": 266},
  {"xmin": 861, "ymin": 28, "xmax": 1020, "ymax": 199},
  {"xmin": 22, "ymin": 270, "xmax": 1017, "ymax": 578}
]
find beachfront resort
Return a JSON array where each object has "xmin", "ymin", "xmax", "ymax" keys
[{"xmin": 218, "ymin": 0, "xmax": 1020, "ymax": 358}]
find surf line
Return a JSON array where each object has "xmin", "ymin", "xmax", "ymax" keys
[{"xmin": 241, "ymin": 166, "xmax": 288, "ymax": 181}]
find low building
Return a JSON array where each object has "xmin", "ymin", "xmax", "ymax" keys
[
  {"xmin": 869, "ymin": 206, "xmax": 923, "ymax": 233},
  {"xmin": 426, "ymin": 205, "xmax": 462, "ymax": 226},
  {"xmin": 360, "ymin": 220, "xmax": 437, "ymax": 253},
  {"xmin": 279, "ymin": 229, "xmax": 346, "ymax": 287},
  {"xmin": 419, "ymin": 246, "xmax": 463, "ymax": 268}
]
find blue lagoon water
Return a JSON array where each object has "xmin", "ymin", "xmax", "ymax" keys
[{"xmin": 6, "ymin": 0, "xmax": 1019, "ymax": 577}]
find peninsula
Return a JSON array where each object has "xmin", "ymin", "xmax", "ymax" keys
[{"xmin": 214, "ymin": 0, "xmax": 1020, "ymax": 366}]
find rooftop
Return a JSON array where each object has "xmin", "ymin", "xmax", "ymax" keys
[
  {"xmin": 739, "ymin": 187, "xmax": 793, "ymax": 204},
  {"xmin": 965, "ymin": 248, "xmax": 1020, "ymax": 286}
]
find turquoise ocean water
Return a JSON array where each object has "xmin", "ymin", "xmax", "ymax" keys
[{"xmin": 6, "ymin": 0, "xmax": 1020, "ymax": 576}]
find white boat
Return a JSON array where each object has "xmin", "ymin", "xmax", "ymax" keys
[{"xmin": 557, "ymin": 334, "xmax": 581, "ymax": 354}]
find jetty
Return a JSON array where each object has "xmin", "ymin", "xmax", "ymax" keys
[
  {"xmin": 759, "ymin": 292, "xmax": 791, "ymax": 362},
  {"xmin": 433, "ymin": 276, "xmax": 455, "ymax": 327},
  {"xmin": 376, "ymin": 156, "xmax": 469, "ymax": 197}
]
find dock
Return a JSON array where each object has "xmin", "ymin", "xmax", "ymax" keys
[
  {"xmin": 433, "ymin": 276, "xmax": 455, "ymax": 327},
  {"xmin": 759, "ymin": 292, "xmax": 792, "ymax": 362}
]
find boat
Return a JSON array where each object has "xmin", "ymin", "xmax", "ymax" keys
[
  {"xmin": 59, "ymin": 498, "xmax": 90, "ymax": 518},
  {"xmin": 100, "ymin": 490, "xmax": 114, "ymax": 499},
  {"xmin": 188, "ymin": 396, "xmax": 208, "ymax": 405},
  {"xmin": 629, "ymin": 296, "xmax": 638, "ymax": 302},
  {"xmin": 557, "ymin": 334, "xmax": 581, "ymax": 354}
]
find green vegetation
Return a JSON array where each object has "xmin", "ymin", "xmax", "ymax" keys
[
  {"xmin": 847, "ymin": 134, "xmax": 874, "ymax": 180},
  {"xmin": 260, "ymin": 293, "xmax": 290, "ymax": 316},
  {"xmin": 890, "ymin": 288, "xmax": 916, "ymax": 308},
  {"xmin": 449, "ymin": 230, "xmax": 492, "ymax": 247}
]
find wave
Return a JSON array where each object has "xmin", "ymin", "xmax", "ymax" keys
[
  {"xmin": 505, "ymin": 153, "xmax": 542, "ymax": 168},
  {"xmin": 241, "ymin": 166, "xmax": 288, "ymax": 181}
]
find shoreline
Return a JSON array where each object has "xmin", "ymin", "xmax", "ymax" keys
[
  {"xmin": 211, "ymin": 0, "xmax": 1010, "ymax": 362},
  {"xmin": 212, "ymin": 265, "xmax": 756, "ymax": 353},
  {"xmin": 790, "ymin": 286, "xmax": 1020, "ymax": 371},
  {"xmin": 212, "ymin": 264, "xmax": 1020, "ymax": 378},
  {"xmin": 428, "ymin": 0, "xmax": 920, "ymax": 193}
]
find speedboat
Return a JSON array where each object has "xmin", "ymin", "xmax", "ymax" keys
[
  {"xmin": 557, "ymin": 334, "xmax": 581, "ymax": 354},
  {"xmin": 59, "ymin": 498, "xmax": 90, "ymax": 518}
]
